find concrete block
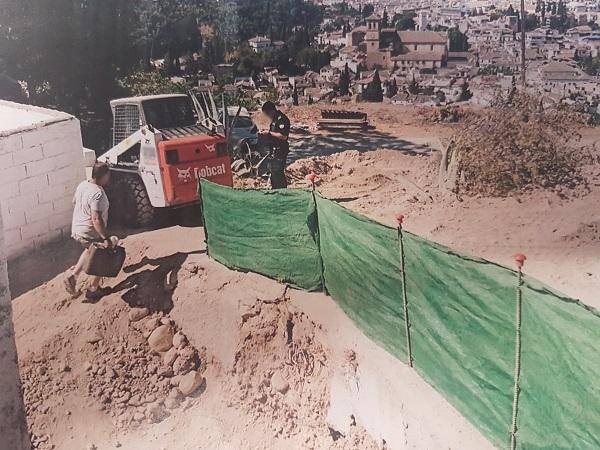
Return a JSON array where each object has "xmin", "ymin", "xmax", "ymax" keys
[
  {"xmin": 52, "ymin": 196, "xmax": 74, "ymax": 214},
  {"xmin": 4, "ymin": 192, "xmax": 39, "ymax": 214},
  {"xmin": 20, "ymin": 121, "xmax": 74, "ymax": 149},
  {"xmin": 25, "ymin": 201, "xmax": 54, "ymax": 224},
  {"xmin": 6, "ymin": 239, "xmax": 35, "ymax": 259},
  {"xmin": 49, "ymin": 210, "xmax": 72, "ymax": 232},
  {"xmin": 12, "ymin": 145, "xmax": 43, "ymax": 166},
  {"xmin": 37, "ymin": 181, "xmax": 74, "ymax": 204},
  {"xmin": 0, "ymin": 152, "xmax": 13, "ymax": 168},
  {"xmin": 34, "ymin": 229, "xmax": 63, "ymax": 249},
  {"xmin": 3, "ymin": 228, "xmax": 22, "ymax": 247},
  {"xmin": 25, "ymin": 157, "xmax": 56, "ymax": 177},
  {"xmin": 0, "ymin": 133, "xmax": 23, "ymax": 155},
  {"xmin": 0, "ymin": 182, "xmax": 19, "ymax": 202},
  {"xmin": 20, "ymin": 219, "xmax": 49, "ymax": 241},
  {"xmin": 1, "ymin": 211, "xmax": 26, "ymax": 229},
  {"xmin": 0, "ymin": 165, "xmax": 26, "ymax": 187},
  {"xmin": 50, "ymin": 151, "xmax": 76, "ymax": 170},
  {"xmin": 19, "ymin": 173, "xmax": 49, "ymax": 194},
  {"xmin": 40, "ymin": 139, "xmax": 66, "ymax": 158},
  {"xmin": 47, "ymin": 165, "xmax": 78, "ymax": 186}
]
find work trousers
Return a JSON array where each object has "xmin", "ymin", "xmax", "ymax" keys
[{"xmin": 269, "ymin": 157, "xmax": 288, "ymax": 189}]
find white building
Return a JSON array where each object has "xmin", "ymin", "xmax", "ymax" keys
[
  {"xmin": 248, "ymin": 36, "xmax": 272, "ymax": 52},
  {"xmin": 0, "ymin": 101, "xmax": 85, "ymax": 259}
]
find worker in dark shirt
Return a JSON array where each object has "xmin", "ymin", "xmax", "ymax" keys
[{"xmin": 259, "ymin": 101, "xmax": 291, "ymax": 189}]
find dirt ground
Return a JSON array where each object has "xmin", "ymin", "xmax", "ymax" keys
[{"xmin": 8, "ymin": 104, "xmax": 600, "ymax": 450}]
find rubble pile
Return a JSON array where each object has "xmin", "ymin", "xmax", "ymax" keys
[
  {"xmin": 226, "ymin": 294, "xmax": 379, "ymax": 449},
  {"xmin": 21, "ymin": 306, "xmax": 205, "ymax": 450}
]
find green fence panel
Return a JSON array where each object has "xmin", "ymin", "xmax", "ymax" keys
[
  {"xmin": 402, "ymin": 233, "xmax": 516, "ymax": 448},
  {"xmin": 200, "ymin": 183, "xmax": 600, "ymax": 449},
  {"xmin": 517, "ymin": 279, "xmax": 600, "ymax": 450},
  {"xmin": 200, "ymin": 180, "xmax": 323, "ymax": 291},
  {"xmin": 315, "ymin": 195, "xmax": 408, "ymax": 362}
]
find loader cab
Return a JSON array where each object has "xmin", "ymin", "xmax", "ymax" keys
[{"xmin": 111, "ymin": 94, "xmax": 198, "ymax": 147}]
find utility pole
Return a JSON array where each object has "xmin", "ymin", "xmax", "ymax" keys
[{"xmin": 520, "ymin": 0, "xmax": 527, "ymax": 86}]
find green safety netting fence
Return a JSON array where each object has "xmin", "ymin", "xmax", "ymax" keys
[{"xmin": 199, "ymin": 180, "xmax": 600, "ymax": 450}]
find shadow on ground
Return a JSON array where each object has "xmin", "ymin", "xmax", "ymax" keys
[
  {"xmin": 8, "ymin": 205, "xmax": 204, "ymax": 298},
  {"xmin": 289, "ymin": 129, "xmax": 432, "ymax": 163},
  {"xmin": 109, "ymin": 250, "xmax": 205, "ymax": 313}
]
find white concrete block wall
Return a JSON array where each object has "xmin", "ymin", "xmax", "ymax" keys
[{"xmin": 0, "ymin": 102, "xmax": 85, "ymax": 259}]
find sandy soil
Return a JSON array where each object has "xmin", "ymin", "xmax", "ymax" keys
[
  {"xmin": 12, "ymin": 226, "xmax": 494, "ymax": 450},
  {"xmin": 9, "ymin": 104, "xmax": 600, "ymax": 450}
]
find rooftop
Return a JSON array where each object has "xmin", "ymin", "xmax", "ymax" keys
[
  {"xmin": 0, "ymin": 101, "xmax": 73, "ymax": 136},
  {"xmin": 398, "ymin": 31, "xmax": 447, "ymax": 45}
]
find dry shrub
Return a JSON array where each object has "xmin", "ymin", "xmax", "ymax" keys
[{"xmin": 454, "ymin": 93, "xmax": 587, "ymax": 196}]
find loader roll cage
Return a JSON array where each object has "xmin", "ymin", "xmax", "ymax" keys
[{"xmin": 110, "ymin": 94, "xmax": 217, "ymax": 148}]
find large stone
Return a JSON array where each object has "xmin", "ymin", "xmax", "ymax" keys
[
  {"xmin": 178, "ymin": 371, "xmax": 205, "ymax": 397},
  {"xmin": 128, "ymin": 307, "xmax": 149, "ymax": 322},
  {"xmin": 162, "ymin": 347, "xmax": 178, "ymax": 367},
  {"xmin": 270, "ymin": 371, "xmax": 289, "ymax": 394},
  {"xmin": 172, "ymin": 331, "xmax": 187, "ymax": 350},
  {"xmin": 148, "ymin": 325, "xmax": 174, "ymax": 353}
]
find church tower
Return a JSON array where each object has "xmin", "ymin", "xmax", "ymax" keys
[{"xmin": 365, "ymin": 15, "xmax": 381, "ymax": 55}]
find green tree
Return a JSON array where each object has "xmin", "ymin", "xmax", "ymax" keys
[
  {"xmin": 362, "ymin": 4, "xmax": 375, "ymax": 19},
  {"xmin": 386, "ymin": 78, "xmax": 398, "ymax": 98},
  {"xmin": 138, "ymin": 0, "xmax": 204, "ymax": 75},
  {"xmin": 448, "ymin": 28, "xmax": 469, "ymax": 52},
  {"xmin": 338, "ymin": 63, "xmax": 351, "ymax": 95},
  {"xmin": 362, "ymin": 70, "xmax": 383, "ymax": 102},
  {"xmin": 579, "ymin": 56, "xmax": 600, "ymax": 76},
  {"xmin": 295, "ymin": 48, "xmax": 331, "ymax": 71},
  {"xmin": 382, "ymin": 9, "xmax": 389, "ymax": 27},
  {"xmin": 234, "ymin": 44, "xmax": 264, "ymax": 76},
  {"xmin": 119, "ymin": 70, "xmax": 183, "ymax": 96},
  {"xmin": 459, "ymin": 81, "xmax": 473, "ymax": 101},
  {"xmin": 394, "ymin": 12, "xmax": 417, "ymax": 30},
  {"xmin": 407, "ymin": 73, "xmax": 419, "ymax": 94}
]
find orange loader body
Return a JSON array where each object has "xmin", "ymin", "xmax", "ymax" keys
[{"xmin": 157, "ymin": 135, "xmax": 233, "ymax": 206}]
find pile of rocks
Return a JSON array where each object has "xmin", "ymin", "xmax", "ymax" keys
[
  {"xmin": 20, "ymin": 302, "xmax": 206, "ymax": 449},
  {"xmin": 83, "ymin": 307, "xmax": 206, "ymax": 430}
]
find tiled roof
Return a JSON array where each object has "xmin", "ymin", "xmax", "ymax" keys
[{"xmin": 398, "ymin": 31, "xmax": 447, "ymax": 44}]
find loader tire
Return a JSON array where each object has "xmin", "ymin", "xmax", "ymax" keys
[{"xmin": 110, "ymin": 175, "xmax": 155, "ymax": 228}]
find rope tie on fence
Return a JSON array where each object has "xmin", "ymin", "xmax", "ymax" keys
[
  {"xmin": 396, "ymin": 214, "xmax": 413, "ymax": 368},
  {"xmin": 510, "ymin": 253, "xmax": 526, "ymax": 450}
]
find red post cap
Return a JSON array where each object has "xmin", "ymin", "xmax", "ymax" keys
[
  {"xmin": 395, "ymin": 214, "xmax": 405, "ymax": 227},
  {"xmin": 515, "ymin": 253, "xmax": 527, "ymax": 268},
  {"xmin": 305, "ymin": 173, "xmax": 317, "ymax": 184}
]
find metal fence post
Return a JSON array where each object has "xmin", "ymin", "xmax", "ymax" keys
[
  {"xmin": 396, "ymin": 214, "xmax": 413, "ymax": 368},
  {"xmin": 510, "ymin": 253, "xmax": 526, "ymax": 450}
]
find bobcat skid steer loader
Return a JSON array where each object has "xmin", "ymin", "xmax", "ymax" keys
[{"xmin": 97, "ymin": 92, "xmax": 233, "ymax": 227}]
